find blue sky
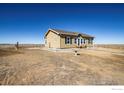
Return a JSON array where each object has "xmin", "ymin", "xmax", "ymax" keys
[{"xmin": 0, "ymin": 3, "xmax": 124, "ymax": 44}]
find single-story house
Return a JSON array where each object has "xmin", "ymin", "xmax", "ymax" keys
[{"xmin": 44, "ymin": 28, "xmax": 94, "ymax": 48}]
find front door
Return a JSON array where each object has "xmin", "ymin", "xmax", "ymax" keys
[{"xmin": 78, "ymin": 39, "xmax": 80, "ymax": 46}]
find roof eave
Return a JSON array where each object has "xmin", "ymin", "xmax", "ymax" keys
[{"xmin": 44, "ymin": 28, "xmax": 60, "ymax": 38}]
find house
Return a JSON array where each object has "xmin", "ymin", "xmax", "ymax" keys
[{"xmin": 44, "ymin": 28, "xmax": 94, "ymax": 48}]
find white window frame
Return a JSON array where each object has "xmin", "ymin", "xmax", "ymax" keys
[
  {"xmin": 65, "ymin": 36, "xmax": 71, "ymax": 44},
  {"xmin": 81, "ymin": 39, "xmax": 83, "ymax": 44},
  {"xmin": 74, "ymin": 38, "xmax": 77, "ymax": 44}
]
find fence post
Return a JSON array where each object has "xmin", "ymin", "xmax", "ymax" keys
[{"xmin": 15, "ymin": 42, "xmax": 19, "ymax": 50}]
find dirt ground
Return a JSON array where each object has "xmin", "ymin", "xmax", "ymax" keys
[{"xmin": 0, "ymin": 47, "xmax": 124, "ymax": 85}]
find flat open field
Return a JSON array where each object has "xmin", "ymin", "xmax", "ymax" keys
[{"xmin": 0, "ymin": 45, "xmax": 124, "ymax": 85}]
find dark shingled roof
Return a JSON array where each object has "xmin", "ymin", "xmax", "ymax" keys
[
  {"xmin": 52, "ymin": 29, "xmax": 78, "ymax": 36},
  {"xmin": 45, "ymin": 28, "xmax": 94, "ymax": 38}
]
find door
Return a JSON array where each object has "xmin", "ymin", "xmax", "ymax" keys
[{"xmin": 78, "ymin": 39, "xmax": 80, "ymax": 46}]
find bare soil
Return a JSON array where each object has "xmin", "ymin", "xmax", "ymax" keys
[{"xmin": 0, "ymin": 47, "xmax": 124, "ymax": 85}]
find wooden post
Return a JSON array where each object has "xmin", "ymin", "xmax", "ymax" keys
[{"xmin": 15, "ymin": 42, "xmax": 19, "ymax": 50}]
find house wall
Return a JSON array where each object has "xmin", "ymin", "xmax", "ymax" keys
[
  {"xmin": 45, "ymin": 31, "xmax": 93, "ymax": 48},
  {"xmin": 60, "ymin": 36, "xmax": 93, "ymax": 48},
  {"xmin": 60, "ymin": 37, "xmax": 77, "ymax": 48},
  {"xmin": 45, "ymin": 31, "xmax": 60, "ymax": 48}
]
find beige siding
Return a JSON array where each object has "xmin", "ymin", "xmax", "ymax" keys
[
  {"xmin": 60, "ymin": 37, "xmax": 77, "ymax": 48},
  {"xmin": 45, "ymin": 31, "xmax": 60, "ymax": 48},
  {"xmin": 60, "ymin": 36, "xmax": 92, "ymax": 48},
  {"xmin": 45, "ymin": 31, "xmax": 93, "ymax": 48}
]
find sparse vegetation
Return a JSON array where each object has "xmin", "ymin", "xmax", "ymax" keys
[
  {"xmin": 95, "ymin": 44, "xmax": 124, "ymax": 49},
  {"xmin": 0, "ymin": 44, "xmax": 124, "ymax": 85}
]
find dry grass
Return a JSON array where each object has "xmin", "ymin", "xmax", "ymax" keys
[
  {"xmin": 0, "ymin": 46, "xmax": 124, "ymax": 85},
  {"xmin": 95, "ymin": 44, "xmax": 124, "ymax": 49},
  {"xmin": 0, "ymin": 48, "xmax": 23, "ymax": 57}
]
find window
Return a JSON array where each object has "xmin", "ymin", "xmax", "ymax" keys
[
  {"xmin": 81, "ymin": 39, "xmax": 83, "ymax": 44},
  {"xmin": 84, "ymin": 39, "xmax": 85, "ymax": 44},
  {"xmin": 65, "ymin": 37, "xmax": 71, "ymax": 44},
  {"xmin": 88, "ymin": 38, "xmax": 93, "ymax": 44},
  {"xmin": 74, "ymin": 38, "xmax": 77, "ymax": 44}
]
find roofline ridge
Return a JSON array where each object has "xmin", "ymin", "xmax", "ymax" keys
[{"xmin": 46, "ymin": 28, "xmax": 94, "ymax": 38}]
